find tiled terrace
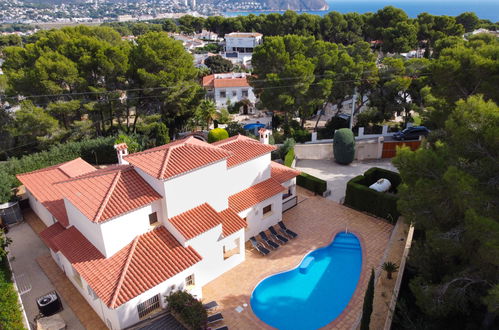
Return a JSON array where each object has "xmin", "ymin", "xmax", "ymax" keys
[{"xmin": 202, "ymin": 190, "xmax": 394, "ymax": 329}]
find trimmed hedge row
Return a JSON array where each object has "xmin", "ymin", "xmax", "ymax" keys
[
  {"xmin": 284, "ymin": 148, "xmax": 295, "ymax": 167},
  {"xmin": 0, "ymin": 258, "xmax": 25, "ymax": 329},
  {"xmin": 297, "ymin": 172, "xmax": 328, "ymax": 195},
  {"xmin": 166, "ymin": 291, "xmax": 207, "ymax": 329},
  {"xmin": 0, "ymin": 137, "xmax": 117, "ymax": 203},
  {"xmin": 344, "ymin": 167, "xmax": 401, "ymax": 223}
]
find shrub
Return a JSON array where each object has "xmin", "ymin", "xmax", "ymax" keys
[
  {"xmin": 279, "ymin": 138, "xmax": 295, "ymax": 160},
  {"xmin": 208, "ymin": 128, "xmax": 229, "ymax": 143},
  {"xmin": 292, "ymin": 128, "xmax": 311, "ymax": 143},
  {"xmin": 360, "ymin": 269, "xmax": 375, "ymax": 330},
  {"xmin": 166, "ymin": 291, "xmax": 207, "ymax": 330},
  {"xmin": 297, "ymin": 172, "xmax": 327, "ymax": 195},
  {"xmin": 284, "ymin": 148, "xmax": 295, "ymax": 167},
  {"xmin": 344, "ymin": 167, "xmax": 401, "ymax": 222},
  {"xmin": 225, "ymin": 122, "xmax": 245, "ymax": 137},
  {"xmin": 333, "ymin": 128, "xmax": 355, "ymax": 165}
]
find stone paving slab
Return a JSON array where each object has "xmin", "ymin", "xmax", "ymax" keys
[{"xmin": 202, "ymin": 194, "xmax": 393, "ymax": 329}]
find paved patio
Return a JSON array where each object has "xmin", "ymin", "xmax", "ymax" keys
[
  {"xmin": 295, "ymin": 159, "xmax": 397, "ymax": 202},
  {"xmin": 6, "ymin": 213, "xmax": 85, "ymax": 330},
  {"xmin": 202, "ymin": 191, "xmax": 393, "ymax": 329}
]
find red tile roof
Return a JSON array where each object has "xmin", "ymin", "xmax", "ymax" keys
[
  {"xmin": 169, "ymin": 203, "xmax": 246, "ymax": 240},
  {"xmin": 270, "ymin": 161, "xmax": 301, "ymax": 183},
  {"xmin": 39, "ymin": 222, "xmax": 66, "ymax": 251},
  {"xmin": 219, "ymin": 208, "xmax": 247, "ymax": 237},
  {"xmin": 53, "ymin": 226, "xmax": 201, "ymax": 308},
  {"xmin": 56, "ymin": 165, "xmax": 161, "ymax": 223},
  {"xmin": 213, "ymin": 135, "xmax": 276, "ymax": 167},
  {"xmin": 202, "ymin": 74, "xmax": 215, "ymax": 88},
  {"xmin": 124, "ymin": 137, "xmax": 232, "ymax": 180},
  {"xmin": 202, "ymin": 74, "xmax": 251, "ymax": 88},
  {"xmin": 114, "ymin": 143, "xmax": 128, "ymax": 151},
  {"xmin": 17, "ymin": 158, "xmax": 96, "ymax": 227},
  {"xmin": 229, "ymin": 178, "xmax": 286, "ymax": 213}
]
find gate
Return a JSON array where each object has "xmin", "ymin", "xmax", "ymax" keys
[{"xmin": 382, "ymin": 141, "xmax": 421, "ymax": 158}]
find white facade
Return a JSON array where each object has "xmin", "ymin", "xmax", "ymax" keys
[
  {"xmin": 204, "ymin": 72, "xmax": 257, "ymax": 112},
  {"xmin": 225, "ymin": 32, "xmax": 263, "ymax": 54}
]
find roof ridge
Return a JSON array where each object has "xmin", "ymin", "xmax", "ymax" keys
[
  {"xmin": 109, "ymin": 236, "xmax": 139, "ymax": 308},
  {"xmin": 55, "ymin": 165, "xmax": 130, "ymax": 184},
  {"xmin": 17, "ymin": 157, "xmax": 83, "ymax": 178},
  {"xmin": 158, "ymin": 143, "xmax": 177, "ymax": 178},
  {"xmin": 94, "ymin": 170, "xmax": 121, "ymax": 222},
  {"xmin": 125, "ymin": 137, "xmax": 192, "ymax": 159}
]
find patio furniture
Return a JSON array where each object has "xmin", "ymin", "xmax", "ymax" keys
[
  {"xmin": 249, "ymin": 237, "xmax": 270, "ymax": 255},
  {"xmin": 214, "ymin": 326, "xmax": 228, "ymax": 330},
  {"xmin": 259, "ymin": 232, "xmax": 279, "ymax": 249},
  {"xmin": 269, "ymin": 226, "xmax": 288, "ymax": 244},
  {"xmin": 207, "ymin": 313, "xmax": 224, "ymax": 324},
  {"xmin": 203, "ymin": 301, "xmax": 218, "ymax": 311},
  {"xmin": 278, "ymin": 221, "xmax": 298, "ymax": 239}
]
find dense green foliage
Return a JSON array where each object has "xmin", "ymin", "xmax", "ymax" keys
[
  {"xmin": 360, "ymin": 269, "xmax": 375, "ymax": 330},
  {"xmin": 166, "ymin": 291, "xmax": 207, "ymax": 329},
  {"xmin": 344, "ymin": 167, "xmax": 401, "ymax": 222},
  {"xmin": 333, "ymin": 128, "xmax": 355, "ymax": 165},
  {"xmin": 204, "ymin": 55, "xmax": 234, "ymax": 73},
  {"xmin": 296, "ymin": 172, "xmax": 327, "ymax": 195},
  {"xmin": 0, "ymin": 137, "xmax": 116, "ymax": 203},
  {"xmin": 207, "ymin": 128, "xmax": 229, "ymax": 143},
  {"xmin": 284, "ymin": 148, "xmax": 295, "ymax": 167},
  {"xmin": 393, "ymin": 96, "xmax": 499, "ymax": 328}
]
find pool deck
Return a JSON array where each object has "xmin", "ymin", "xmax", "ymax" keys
[{"xmin": 202, "ymin": 189, "xmax": 394, "ymax": 329}]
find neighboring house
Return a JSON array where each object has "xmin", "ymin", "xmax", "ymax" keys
[
  {"xmin": 202, "ymin": 72, "xmax": 257, "ymax": 113},
  {"xmin": 170, "ymin": 33, "xmax": 206, "ymax": 51},
  {"xmin": 194, "ymin": 29, "xmax": 219, "ymax": 41},
  {"xmin": 18, "ymin": 132, "xmax": 299, "ymax": 330},
  {"xmin": 221, "ymin": 32, "xmax": 263, "ymax": 68}
]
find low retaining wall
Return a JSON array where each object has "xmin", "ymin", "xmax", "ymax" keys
[{"xmin": 295, "ymin": 137, "xmax": 384, "ymax": 161}]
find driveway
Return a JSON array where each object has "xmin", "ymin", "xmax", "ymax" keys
[
  {"xmin": 295, "ymin": 159, "xmax": 398, "ymax": 203},
  {"xmin": 7, "ymin": 221, "xmax": 85, "ymax": 329}
]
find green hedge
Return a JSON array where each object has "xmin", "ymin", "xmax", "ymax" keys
[
  {"xmin": 0, "ymin": 258, "xmax": 25, "ymax": 329},
  {"xmin": 166, "ymin": 291, "xmax": 207, "ymax": 329},
  {"xmin": 284, "ymin": 148, "xmax": 295, "ymax": 167},
  {"xmin": 207, "ymin": 128, "xmax": 229, "ymax": 143},
  {"xmin": 297, "ymin": 172, "xmax": 328, "ymax": 195},
  {"xmin": 0, "ymin": 137, "xmax": 117, "ymax": 203},
  {"xmin": 344, "ymin": 167, "xmax": 401, "ymax": 222},
  {"xmin": 360, "ymin": 269, "xmax": 375, "ymax": 330}
]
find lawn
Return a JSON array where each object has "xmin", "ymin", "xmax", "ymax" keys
[{"xmin": 0, "ymin": 257, "xmax": 25, "ymax": 329}]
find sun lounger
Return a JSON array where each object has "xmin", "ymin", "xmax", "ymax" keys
[
  {"xmin": 203, "ymin": 301, "xmax": 218, "ymax": 310},
  {"xmin": 207, "ymin": 313, "xmax": 224, "ymax": 324},
  {"xmin": 269, "ymin": 226, "xmax": 288, "ymax": 244},
  {"xmin": 259, "ymin": 232, "xmax": 279, "ymax": 249},
  {"xmin": 278, "ymin": 221, "xmax": 298, "ymax": 238},
  {"xmin": 249, "ymin": 237, "xmax": 270, "ymax": 255},
  {"xmin": 214, "ymin": 326, "xmax": 228, "ymax": 330}
]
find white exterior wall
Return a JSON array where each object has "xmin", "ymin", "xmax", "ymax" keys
[
  {"xmin": 214, "ymin": 85, "xmax": 256, "ymax": 108},
  {"xmin": 225, "ymin": 35, "xmax": 262, "ymax": 51},
  {"xmin": 226, "ymin": 154, "xmax": 271, "ymax": 195},
  {"xmin": 164, "ymin": 161, "xmax": 228, "ymax": 217},
  {"xmin": 134, "ymin": 167, "xmax": 168, "ymax": 222},
  {"xmin": 26, "ymin": 190, "xmax": 56, "ymax": 227},
  {"xmin": 238, "ymin": 193, "xmax": 283, "ymax": 239},
  {"xmin": 65, "ymin": 198, "xmax": 163, "ymax": 258},
  {"xmin": 185, "ymin": 226, "xmax": 245, "ymax": 287}
]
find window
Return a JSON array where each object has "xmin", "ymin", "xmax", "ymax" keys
[
  {"xmin": 232, "ymin": 90, "xmax": 237, "ymax": 97},
  {"xmin": 137, "ymin": 294, "xmax": 160, "ymax": 319},
  {"xmin": 149, "ymin": 212, "xmax": 158, "ymax": 226},
  {"xmin": 223, "ymin": 238, "xmax": 241, "ymax": 260},
  {"xmin": 87, "ymin": 285, "xmax": 98, "ymax": 300},
  {"xmin": 283, "ymin": 188, "xmax": 293, "ymax": 200},
  {"xmin": 72, "ymin": 267, "xmax": 82, "ymax": 288},
  {"xmin": 263, "ymin": 204, "xmax": 272, "ymax": 215},
  {"xmin": 242, "ymin": 89, "xmax": 248, "ymax": 98},
  {"xmin": 185, "ymin": 274, "xmax": 195, "ymax": 287},
  {"xmin": 219, "ymin": 90, "xmax": 226, "ymax": 98}
]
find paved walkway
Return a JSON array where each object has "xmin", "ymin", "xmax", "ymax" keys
[
  {"xmin": 295, "ymin": 159, "xmax": 397, "ymax": 202},
  {"xmin": 7, "ymin": 212, "xmax": 84, "ymax": 329},
  {"xmin": 202, "ymin": 192, "xmax": 393, "ymax": 329}
]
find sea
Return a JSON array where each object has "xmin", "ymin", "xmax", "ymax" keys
[{"xmin": 223, "ymin": 0, "xmax": 499, "ymax": 22}]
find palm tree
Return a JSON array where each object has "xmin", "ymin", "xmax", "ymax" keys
[
  {"xmin": 382, "ymin": 261, "xmax": 399, "ymax": 279},
  {"xmin": 195, "ymin": 99, "xmax": 217, "ymax": 130}
]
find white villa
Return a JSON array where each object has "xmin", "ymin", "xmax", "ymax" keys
[
  {"xmin": 221, "ymin": 32, "xmax": 263, "ymax": 68},
  {"xmin": 202, "ymin": 72, "xmax": 257, "ymax": 114},
  {"xmin": 18, "ymin": 132, "xmax": 299, "ymax": 329}
]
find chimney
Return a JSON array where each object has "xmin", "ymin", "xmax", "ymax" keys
[
  {"xmin": 259, "ymin": 128, "xmax": 270, "ymax": 145},
  {"xmin": 114, "ymin": 143, "xmax": 129, "ymax": 165}
]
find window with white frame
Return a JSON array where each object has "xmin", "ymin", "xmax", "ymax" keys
[
  {"xmin": 263, "ymin": 204, "xmax": 272, "ymax": 215},
  {"xmin": 185, "ymin": 274, "xmax": 195, "ymax": 287},
  {"xmin": 219, "ymin": 90, "xmax": 226, "ymax": 98},
  {"xmin": 137, "ymin": 294, "xmax": 160, "ymax": 319},
  {"xmin": 232, "ymin": 90, "xmax": 237, "ymax": 97},
  {"xmin": 242, "ymin": 89, "xmax": 248, "ymax": 97}
]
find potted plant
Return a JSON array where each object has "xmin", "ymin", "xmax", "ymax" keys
[{"xmin": 382, "ymin": 261, "xmax": 399, "ymax": 279}]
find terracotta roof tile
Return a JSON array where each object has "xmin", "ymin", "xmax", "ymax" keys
[
  {"xmin": 226, "ymin": 32, "xmax": 262, "ymax": 38},
  {"xmin": 16, "ymin": 158, "xmax": 96, "ymax": 227},
  {"xmin": 202, "ymin": 74, "xmax": 215, "ymax": 88},
  {"xmin": 270, "ymin": 161, "xmax": 301, "ymax": 183},
  {"xmin": 53, "ymin": 226, "xmax": 201, "ymax": 308},
  {"xmin": 212, "ymin": 135, "xmax": 276, "ymax": 167},
  {"xmin": 229, "ymin": 178, "xmax": 286, "ymax": 213},
  {"xmin": 219, "ymin": 208, "xmax": 247, "ymax": 237},
  {"xmin": 56, "ymin": 165, "xmax": 161, "ymax": 223},
  {"xmin": 39, "ymin": 222, "xmax": 66, "ymax": 251},
  {"xmin": 114, "ymin": 143, "xmax": 128, "ymax": 151},
  {"xmin": 213, "ymin": 78, "xmax": 249, "ymax": 88},
  {"xmin": 124, "ymin": 137, "xmax": 232, "ymax": 180}
]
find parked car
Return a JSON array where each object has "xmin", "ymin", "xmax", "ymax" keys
[{"xmin": 393, "ymin": 126, "xmax": 430, "ymax": 140}]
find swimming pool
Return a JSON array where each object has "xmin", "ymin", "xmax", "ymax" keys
[{"xmin": 250, "ymin": 232, "xmax": 362, "ymax": 330}]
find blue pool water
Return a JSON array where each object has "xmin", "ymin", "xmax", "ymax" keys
[{"xmin": 250, "ymin": 232, "xmax": 362, "ymax": 330}]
